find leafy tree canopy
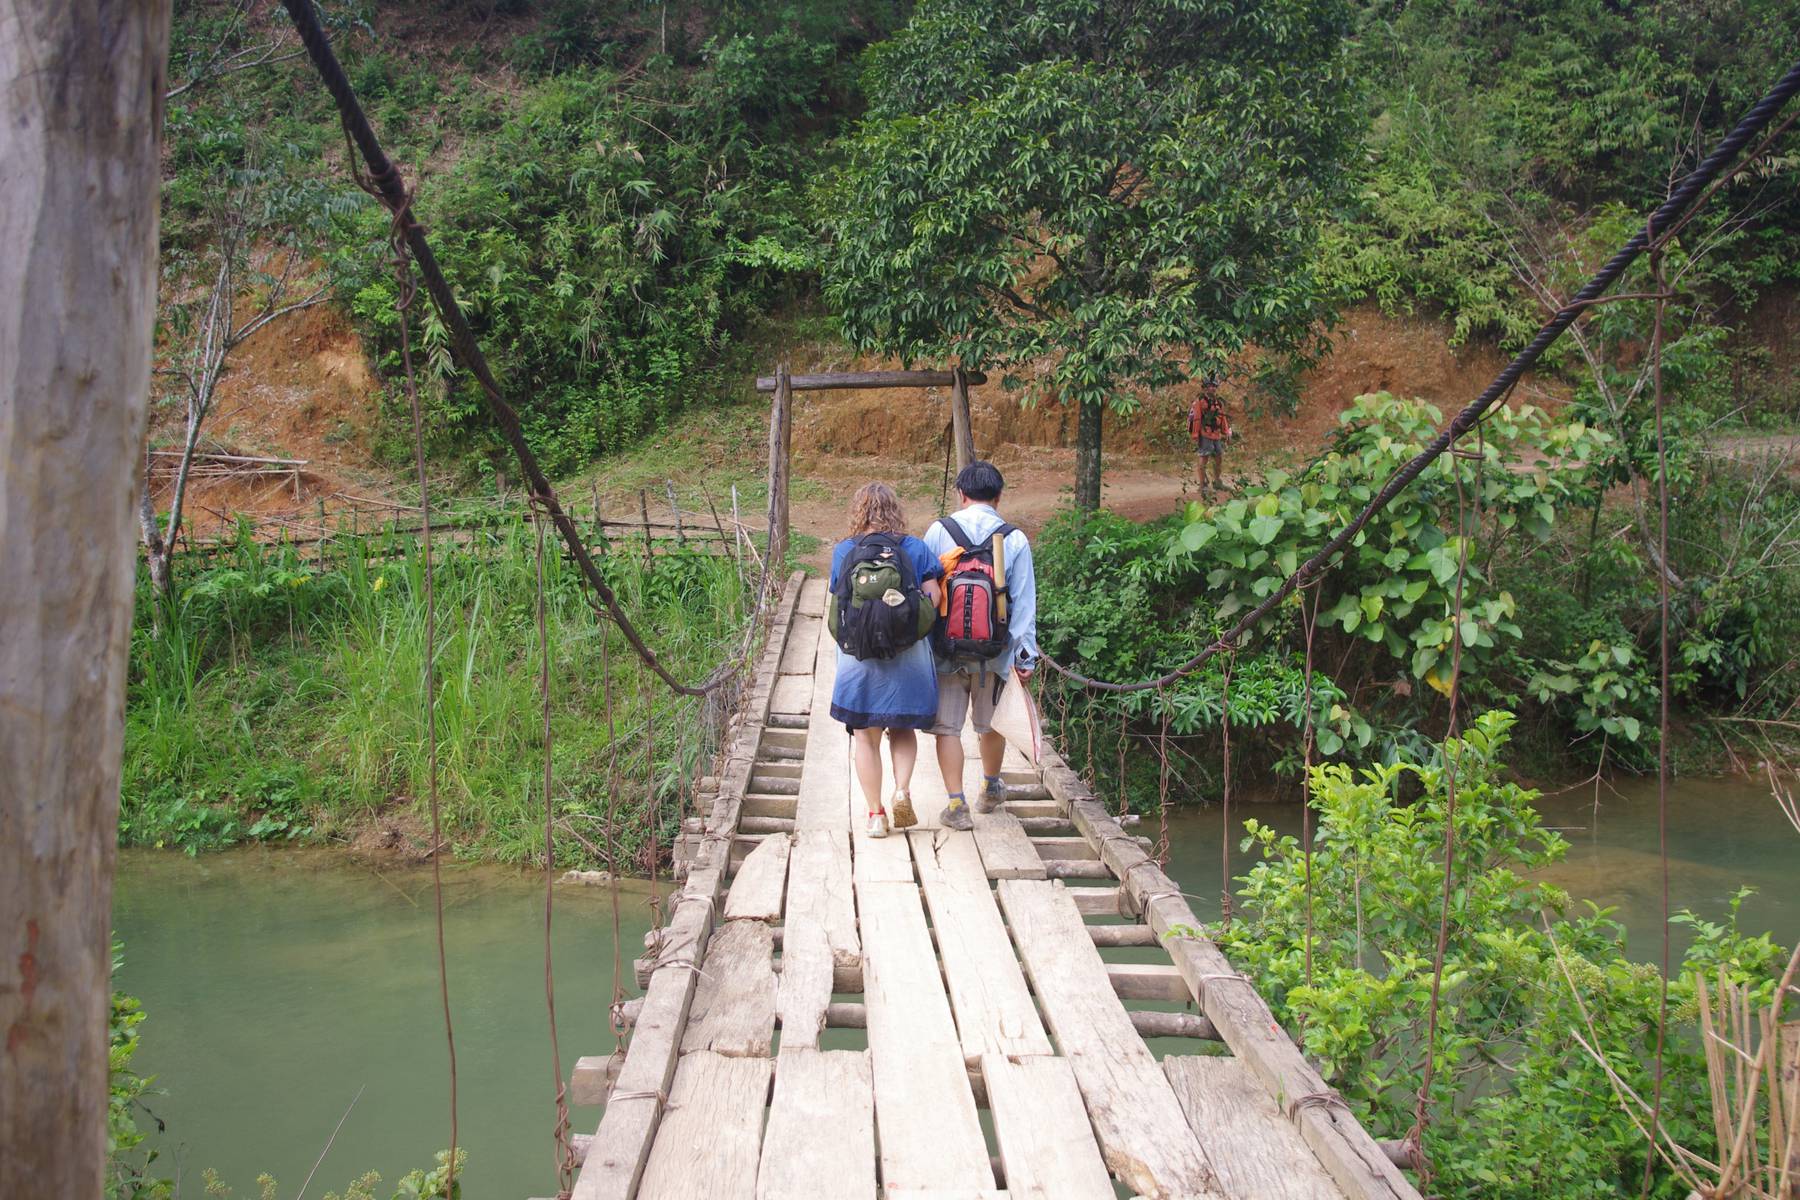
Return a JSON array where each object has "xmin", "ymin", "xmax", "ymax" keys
[{"xmin": 823, "ymin": 0, "xmax": 1362, "ymax": 506}]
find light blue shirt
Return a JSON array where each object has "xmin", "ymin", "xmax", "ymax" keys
[{"xmin": 922, "ymin": 503, "xmax": 1039, "ymax": 676}]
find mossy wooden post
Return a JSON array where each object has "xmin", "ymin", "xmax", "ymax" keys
[
  {"xmin": 950, "ymin": 365, "xmax": 976, "ymax": 474},
  {"xmin": 766, "ymin": 364, "xmax": 792, "ymax": 570},
  {"xmin": 0, "ymin": 3, "xmax": 173, "ymax": 1195}
]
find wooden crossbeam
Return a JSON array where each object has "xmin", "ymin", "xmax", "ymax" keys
[{"xmin": 754, "ymin": 369, "xmax": 988, "ymax": 391}]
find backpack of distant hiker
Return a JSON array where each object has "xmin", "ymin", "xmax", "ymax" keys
[
  {"xmin": 932, "ymin": 516, "xmax": 1016, "ymax": 663},
  {"xmin": 1190, "ymin": 392, "xmax": 1230, "ymax": 441},
  {"xmin": 828, "ymin": 533, "xmax": 935, "ymax": 661}
]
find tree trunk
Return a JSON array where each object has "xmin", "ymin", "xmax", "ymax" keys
[
  {"xmin": 137, "ymin": 485, "xmax": 172, "ymax": 599},
  {"xmin": 0, "ymin": 5, "xmax": 171, "ymax": 1197},
  {"xmin": 1075, "ymin": 397, "xmax": 1103, "ymax": 512}
]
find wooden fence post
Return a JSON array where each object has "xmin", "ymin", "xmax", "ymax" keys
[
  {"xmin": 950, "ymin": 364, "xmax": 976, "ymax": 474},
  {"xmin": 665, "ymin": 479, "xmax": 685, "ymax": 547},
  {"xmin": 639, "ymin": 488, "xmax": 653, "ymax": 566},
  {"xmin": 0, "ymin": 5, "xmax": 173, "ymax": 1195},
  {"xmin": 766, "ymin": 364, "xmax": 792, "ymax": 569}
]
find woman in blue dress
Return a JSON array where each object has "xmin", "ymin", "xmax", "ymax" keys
[{"xmin": 829, "ymin": 483, "xmax": 943, "ymax": 838}]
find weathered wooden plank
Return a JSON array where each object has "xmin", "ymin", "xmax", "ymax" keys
[
  {"xmin": 770, "ymin": 672, "xmax": 812, "ymax": 714},
  {"xmin": 774, "ymin": 920, "xmax": 833, "ymax": 1051},
  {"xmin": 636, "ymin": 1052, "xmax": 773, "ymax": 1200},
  {"xmin": 779, "ymin": 617, "xmax": 823, "ymax": 673},
  {"xmin": 1028, "ymin": 835, "xmax": 1097, "ymax": 860},
  {"xmin": 1068, "ymin": 886, "xmax": 1124, "ymax": 917},
  {"xmin": 784, "ymin": 830, "xmax": 860, "ymax": 971},
  {"xmin": 1164, "ymin": 1056, "xmax": 1346, "ymax": 1200},
  {"xmin": 857, "ymin": 878, "xmax": 994, "ymax": 1192},
  {"xmin": 981, "ymin": 1055, "xmax": 1115, "ymax": 1200},
  {"xmin": 754, "ymin": 368, "xmax": 988, "ymax": 391},
  {"xmin": 996, "ymin": 880, "xmax": 1218, "ymax": 1200},
  {"xmin": 795, "ymin": 630, "xmax": 853, "ymax": 831},
  {"xmin": 681, "ymin": 920, "xmax": 776, "ymax": 1057},
  {"xmin": 1040, "ymin": 745, "xmax": 1420, "ymax": 1200},
  {"xmin": 724, "ymin": 832, "xmax": 791, "ymax": 921},
  {"xmin": 971, "ymin": 808, "xmax": 1048, "ymax": 880},
  {"xmin": 1106, "ymin": 962, "xmax": 1193, "ymax": 1003},
  {"xmin": 909, "ymin": 831, "xmax": 1051, "ymax": 1061},
  {"xmin": 755, "ymin": 1048, "xmax": 876, "ymax": 1200}
]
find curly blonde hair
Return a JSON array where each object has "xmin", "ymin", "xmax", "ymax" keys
[{"xmin": 847, "ymin": 482, "xmax": 907, "ymax": 538}]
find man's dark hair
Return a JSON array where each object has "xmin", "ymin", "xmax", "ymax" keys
[{"xmin": 955, "ymin": 461, "xmax": 1004, "ymax": 502}]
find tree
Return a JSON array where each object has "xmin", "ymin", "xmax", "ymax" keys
[
  {"xmin": 0, "ymin": 2, "xmax": 173, "ymax": 1196},
  {"xmin": 823, "ymin": 0, "xmax": 1358, "ymax": 510},
  {"xmin": 138, "ymin": 167, "xmax": 327, "ymax": 599}
]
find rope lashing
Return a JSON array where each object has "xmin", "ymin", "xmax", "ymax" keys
[{"xmin": 1035, "ymin": 55, "xmax": 1800, "ymax": 696}]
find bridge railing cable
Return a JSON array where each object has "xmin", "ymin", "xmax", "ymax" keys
[
  {"xmin": 280, "ymin": 0, "xmax": 770, "ymax": 699},
  {"xmin": 1040, "ymin": 56, "xmax": 1800, "ymax": 695}
]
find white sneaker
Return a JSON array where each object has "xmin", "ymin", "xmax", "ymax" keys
[{"xmin": 866, "ymin": 811, "xmax": 890, "ymax": 839}]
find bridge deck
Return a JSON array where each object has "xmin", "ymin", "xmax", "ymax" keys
[{"xmin": 569, "ymin": 576, "xmax": 1420, "ymax": 1200}]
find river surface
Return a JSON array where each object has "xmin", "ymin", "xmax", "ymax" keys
[{"xmin": 114, "ymin": 775, "xmax": 1794, "ymax": 1197}]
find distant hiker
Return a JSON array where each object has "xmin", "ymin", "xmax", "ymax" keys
[
  {"xmin": 924, "ymin": 461, "xmax": 1039, "ymax": 832},
  {"xmin": 1189, "ymin": 378, "xmax": 1233, "ymax": 497},
  {"xmin": 828, "ymin": 483, "xmax": 944, "ymax": 838}
]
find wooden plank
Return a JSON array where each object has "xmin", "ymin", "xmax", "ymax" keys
[
  {"xmin": 770, "ymin": 673, "xmax": 812, "ymax": 714},
  {"xmin": 1107, "ymin": 962, "xmax": 1193, "ymax": 1003},
  {"xmin": 909, "ymin": 831, "xmax": 1051, "ymax": 1061},
  {"xmin": 637, "ymin": 1052, "xmax": 773, "ymax": 1200},
  {"xmin": 971, "ymin": 808, "xmax": 1047, "ymax": 880},
  {"xmin": 981, "ymin": 1055, "xmax": 1114, "ymax": 1200},
  {"xmin": 779, "ymin": 617, "xmax": 822, "ymax": 673},
  {"xmin": 795, "ymin": 630, "xmax": 852, "ymax": 831},
  {"xmin": 795, "ymin": 577, "xmax": 827, "ymax": 617},
  {"xmin": 1040, "ymin": 745, "xmax": 1420, "ymax": 1200},
  {"xmin": 1028, "ymin": 835, "xmax": 1096, "ymax": 860},
  {"xmin": 1069, "ymin": 886, "xmax": 1124, "ymax": 916},
  {"xmin": 1164, "ymin": 1056, "xmax": 1346, "ymax": 1200},
  {"xmin": 996, "ymin": 880, "xmax": 1218, "ymax": 1200},
  {"xmin": 681, "ymin": 920, "xmax": 776, "ymax": 1057},
  {"xmin": 756, "ymin": 1048, "xmax": 876, "ymax": 1200},
  {"xmin": 724, "ymin": 832, "xmax": 791, "ymax": 921},
  {"xmin": 857, "ymin": 879, "xmax": 993, "ymax": 1192},
  {"xmin": 754, "ymin": 368, "xmax": 988, "ymax": 391},
  {"xmin": 784, "ymin": 830, "xmax": 860, "ymax": 971},
  {"xmin": 774, "ymin": 920, "xmax": 833, "ymax": 1051}
]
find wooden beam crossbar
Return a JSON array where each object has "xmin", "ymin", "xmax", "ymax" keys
[{"xmin": 754, "ymin": 369, "xmax": 987, "ymax": 392}]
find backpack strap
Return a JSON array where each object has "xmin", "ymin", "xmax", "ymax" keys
[{"xmin": 935, "ymin": 516, "xmax": 976, "ymax": 552}]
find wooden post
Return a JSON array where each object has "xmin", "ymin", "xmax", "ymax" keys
[
  {"xmin": 766, "ymin": 364, "xmax": 792, "ymax": 570},
  {"xmin": 0, "ymin": 5, "xmax": 173, "ymax": 1196},
  {"xmin": 950, "ymin": 365, "xmax": 976, "ymax": 474},
  {"xmin": 639, "ymin": 488, "xmax": 653, "ymax": 565},
  {"xmin": 665, "ymin": 479, "xmax": 686, "ymax": 547},
  {"xmin": 591, "ymin": 480, "xmax": 607, "ymax": 553}
]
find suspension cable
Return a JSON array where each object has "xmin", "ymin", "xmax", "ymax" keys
[
  {"xmin": 280, "ymin": 0, "xmax": 757, "ymax": 698},
  {"xmin": 1039, "ymin": 57, "xmax": 1800, "ymax": 695},
  {"xmin": 396, "ymin": 234, "xmax": 458, "ymax": 1199},
  {"xmin": 532, "ymin": 508, "xmax": 576, "ymax": 1198}
]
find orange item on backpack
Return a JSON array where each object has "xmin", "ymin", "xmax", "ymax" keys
[{"xmin": 1188, "ymin": 392, "xmax": 1231, "ymax": 441}]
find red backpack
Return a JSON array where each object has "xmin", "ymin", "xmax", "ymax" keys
[{"xmin": 932, "ymin": 516, "xmax": 1016, "ymax": 663}]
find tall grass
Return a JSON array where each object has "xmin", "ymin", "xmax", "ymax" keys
[{"xmin": 123, "ymin": 519, "xmax": 751, "ymax": 864}]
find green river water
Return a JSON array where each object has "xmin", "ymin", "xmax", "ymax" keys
[{"xmin": 114, "ymin": 775, "xmax": 1794, "ymax": 1198}]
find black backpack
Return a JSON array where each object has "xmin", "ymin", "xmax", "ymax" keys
[
  {"xmin": 827, "ymin": 533, "xmax": 935, "ymax": 660},
  {"xmin": 931, "ymin": 516, "xmax": 1016, "ymax": 663}
]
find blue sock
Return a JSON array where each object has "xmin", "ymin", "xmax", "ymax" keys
[
  {"xmin": 946, "ymin": 791, "xmax": 966, "ymax": 808},
  {"xmin": 983, "ymin": 774, "xmax": 1003, "ymax": 789}
]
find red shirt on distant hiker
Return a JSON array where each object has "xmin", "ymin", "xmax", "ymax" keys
[{"xmin": 1188, "ymin": 379, "xmax": 1232, "ymax": 498}]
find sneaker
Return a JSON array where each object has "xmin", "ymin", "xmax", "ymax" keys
[
  {"xmin": 866, "ymin": 811, "xmax": 890, "ymax": 839},
  {"xmin": 939, "ymin": 801, "xmax": 974, "ymax": 832},
  {"xmin": 889, "ymin": 791, "xmax": 918, "ymax": 830},
  {"xmin": 976, "ymin": 777, "xmax": 1008, "ymax": 814}
]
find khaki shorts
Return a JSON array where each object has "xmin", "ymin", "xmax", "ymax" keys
[{"xmin": 932, "ymin": 671, "xmax": 1005, "ymax": 737}]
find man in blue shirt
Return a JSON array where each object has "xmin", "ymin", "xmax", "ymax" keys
[{"xmin": 923, "ymin": 461, "xmax": 1039, "ymax": 831}]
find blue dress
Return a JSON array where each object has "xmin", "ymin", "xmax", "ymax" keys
[{"xmin": 827, "ymin": 534, "xmax": 943, "ymax": 731}]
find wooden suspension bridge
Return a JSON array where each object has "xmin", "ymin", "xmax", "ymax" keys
[{"xmin": 552, "ymin": 569, "xmax": 1423, "ymax": 1200}]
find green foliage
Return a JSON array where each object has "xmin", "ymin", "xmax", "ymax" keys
[
  {"xmin": 201, "ymin": 1149, "xmax": 465, "ymax": 1200},
  {"xmin": 1220, "ymin": 711, "xmax": 1789, "ymax": 1199},
  {"xmin": 124, "ymin": 521, "xmax": 750, "ymax": 864},
  {"xmin": 1171, "ymin": 392, "xmax": 1610, "ymax": 694},
  {"xmin": 824, "ymin": 0, "xmax": 1360, "ymax": 450},
  {"xmin": 1329, "ymin": 0, "xmax": 1800, "ymax": 343},
  {"xmin": 107, "ymin": 952, "xmax": 169, "ymax": 1200}
]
